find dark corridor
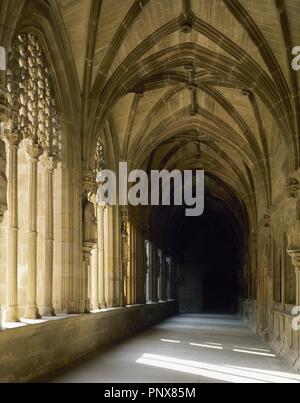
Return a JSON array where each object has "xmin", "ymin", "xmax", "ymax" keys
[{"xmin": 175, "ymin": 196, "xmax": 244, "ymax": 314}]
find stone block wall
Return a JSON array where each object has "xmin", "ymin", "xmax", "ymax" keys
[{"xmin": 0, "ymin": 301, "xmax": 177, "ymax": 383}]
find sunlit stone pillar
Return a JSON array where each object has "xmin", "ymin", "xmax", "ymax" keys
[
  {"xmin": 40, "ymin": 155, "xmax": 55, "ymax": 316},
  {"xmin": 2, "ymin": 127, "xmax": 20, "ymax": 322},
  {"xmin": 83, "ymin": 246, "xmax": 92, "ymax": 313},
  {"xmin": 91, "ymin": 245, "xmax": 100, "ymax": 311},
  {"xmin": 113, "ymin": 205, "xmax": 122, "ymax": 307},
  {"xmin": 24, "ymin": 142, "xmax": 42, "ymax": 320},
  {"xmin": 103, "ymin": 205, "xmax": 122, "ymax": 308},
  {"xmin": 287, "ymin": 252, "xmax": 300, "ymax": 307},
  {"xmin": 104, "ymin": 205, "xmax": 116, "ymax": 307},
  {"xmin": 97, "ymin": 203, "xmax": 106, "ymax": 308},
  {"xmin": 82, "ymin": 171, "xmax": 98, "ymax": 312},
  {"xmin": 287, "ymin": 224, "xmax": 300, "ymax": 308}
]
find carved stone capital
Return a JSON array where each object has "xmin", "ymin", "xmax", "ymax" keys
[
  {"xmin": 263, "ymin": 214, "xmax": 271, "ymax": 228},
  {"xmin": 0, "ymin": 87, "xmax": 8, "ymax": 122},
  {"xmin": 0, "ymin": 203, "xmax": 6, "ymax": 223},
  {"xmin": 96, "ymin": 181, "xmax": 107, "ymax": 207},
  {"xmin": 287, "ymin": 249, "xmax": 300, "ymax": 269},
  {"xmin": 25, "ymin": 141, "xmax": 43, "ymax": 161},
  {"xmin": 1, "ymin": 122, "xmax": 21, "ymax": 148},
  {"xmin": 287, "ymin": 177, "xmax": 300, "ymax": 199},
  {"xmin": 39, "ymin": 153, "xmax": 56, "ymax": 172},
  {"xmin": 287, "ymin": 220, "xmax": 300, "ymax": 250},
  {"xmin": 83, "ymin": 243, "xmax": 94, "ymax": 259},
  {"xmin": 82, "ymin": 170, "xmax": 96, "ymax": 196}
]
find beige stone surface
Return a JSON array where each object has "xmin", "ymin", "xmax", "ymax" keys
[
  {"xmin": 46, "ymin": 314, "xmax": 300, "ymax": 384},
  {"xmin": 0, "ymin": 301, "xmax": 176, "ymax": 383},
  {"xmin": 0, "ymin": 0, "xmax": 299, "ymax": 382}
]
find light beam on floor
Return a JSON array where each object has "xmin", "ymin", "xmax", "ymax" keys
[{"xmin": 136, "ymin": 353, "xmax": 300, "ymax": 384}]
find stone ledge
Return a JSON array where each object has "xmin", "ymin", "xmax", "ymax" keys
[{"xmin": 0, "ymin": 301, "xmax": 177, "ymax": 383}]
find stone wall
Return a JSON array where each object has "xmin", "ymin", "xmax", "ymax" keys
[
  {"xmin": 243, "ymin": 125, "xmax": 300, "ymax": 372},
  {"xmin": 0, "ymin": 301, "xmax": 177, "ymax": 383}
]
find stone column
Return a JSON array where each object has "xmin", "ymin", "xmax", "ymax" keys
[
  {"xmin": 150, "ymin": 241, "xmax": 159, "ymax": 303},
  {"xmin": 24, "ymin": 142, "xmax": 42, "ymax": 320},
  {"xmin": 40, "ymin": 155, "xmax": 55, "ymax": 316},
  {"xmin": 90, "ymin": 245, "xmax": 100, "ymax": 311},
  {"xmin": 104, "ymin": 205, "xmax": 117, "ymax": 307},
  {"xmin": 2, "ymin": 129, "xmax": 20, "ymax": 322},
  {"xmin": 121, "ymin": 207, "xmax": 129, "ymax": 306},
  {"xmin": 287, "ymin": 251, "xmax": 300, "ymax": 307},
  {"xmin": 136, "ymin": 228, "xmax": 146, "ymax": 305},
  {"xmin": 166, "ymin": 257, "xmax": 171, "ymax": 300},
  {"xmin": 162, "ymin": 255, "xmax": 169, "ymax": 301},
  {"xmin": 143, "ymin": 234, "xmax": 150, "ymax": 303},
  {"xmin": 83, "ymin": 245, "xmax": 92, "ymax": 313},
  {"xmin": 97, "ymin": 203, "xmax": 106, "ymax": 308},
  {"xmin": 158, "ymin": 251, "xmax": 163, "ymax": 301},
  {"xmin": 130, "ymin": 223, "xmax": 137, "ymax": 305}
]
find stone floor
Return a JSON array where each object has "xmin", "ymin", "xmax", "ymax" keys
[{"xmin": 44, "ymin": 314, "xmax": 300, "ymax": 384}]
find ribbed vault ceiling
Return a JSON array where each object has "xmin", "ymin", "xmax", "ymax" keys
[
  {"xmin": 1, "ymin": 0, "xmax": 300, "ymax": 233},
  {"xmin": 57, "ymin": 0, "xmax": 300, "ymax": 231}
]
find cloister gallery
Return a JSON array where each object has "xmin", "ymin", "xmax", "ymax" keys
[{"xmin": 0, "ymin": 0, "xmax": 300, "ymax": 384}]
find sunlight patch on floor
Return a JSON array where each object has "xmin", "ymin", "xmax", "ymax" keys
[{"xmin": 137, "ymin": 353, "xmax": 300, "ymax": 384}]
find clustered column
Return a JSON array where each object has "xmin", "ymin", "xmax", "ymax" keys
[
  {"xmin": 97, "ymin": 202, "xmax": 106, "ymax": 308},
  {"xmin": 40, "ymin": 154, "xmax": 55, "ymax": 316},
  {"xmin": 2, "ymin": 126, "xmax": 21, "ymax": 322},
  {"xmin": 24, "ymin": 142, "xmax": 43, "ymax": 320},
  {"xmin": 121, "ymin": 207, "xmax": 129, "ymax": 306}
]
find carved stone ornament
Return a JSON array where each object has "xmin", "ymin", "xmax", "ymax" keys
[
  {"xmin": 0, "ymin": 87, "xmax": 8, "ymax": 122},
  {"xmin": 287, "ymin": 220, "xmax": 300, "ymax": 251},
  {"xmin": 83, "ymin": 200, "xmax": 97, "ymax": 244},
  {"xmin": 121, "ymin": 209, "xmax": 129, "ymax": 263},
  {"xmin": 94, "ymin": 139, "xmax": 105, "ymax": 172},
  {"xmin": 7, "ymin": 33, "xmax": 61, "ymax": 161},
  {"xmin": 25, "ymin": 140, "xmax": 43, "ymax": 161},
  {"xmin": 263, "ymin": 214, "xmax": 271, "ymax": 228},
  {"xmin": 82, "ymin": 170, "xmax": 96, "ymax": 196},
  {"xmin": 287, "ymin": 177, "xmax": 300, "ymax": 199}
]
